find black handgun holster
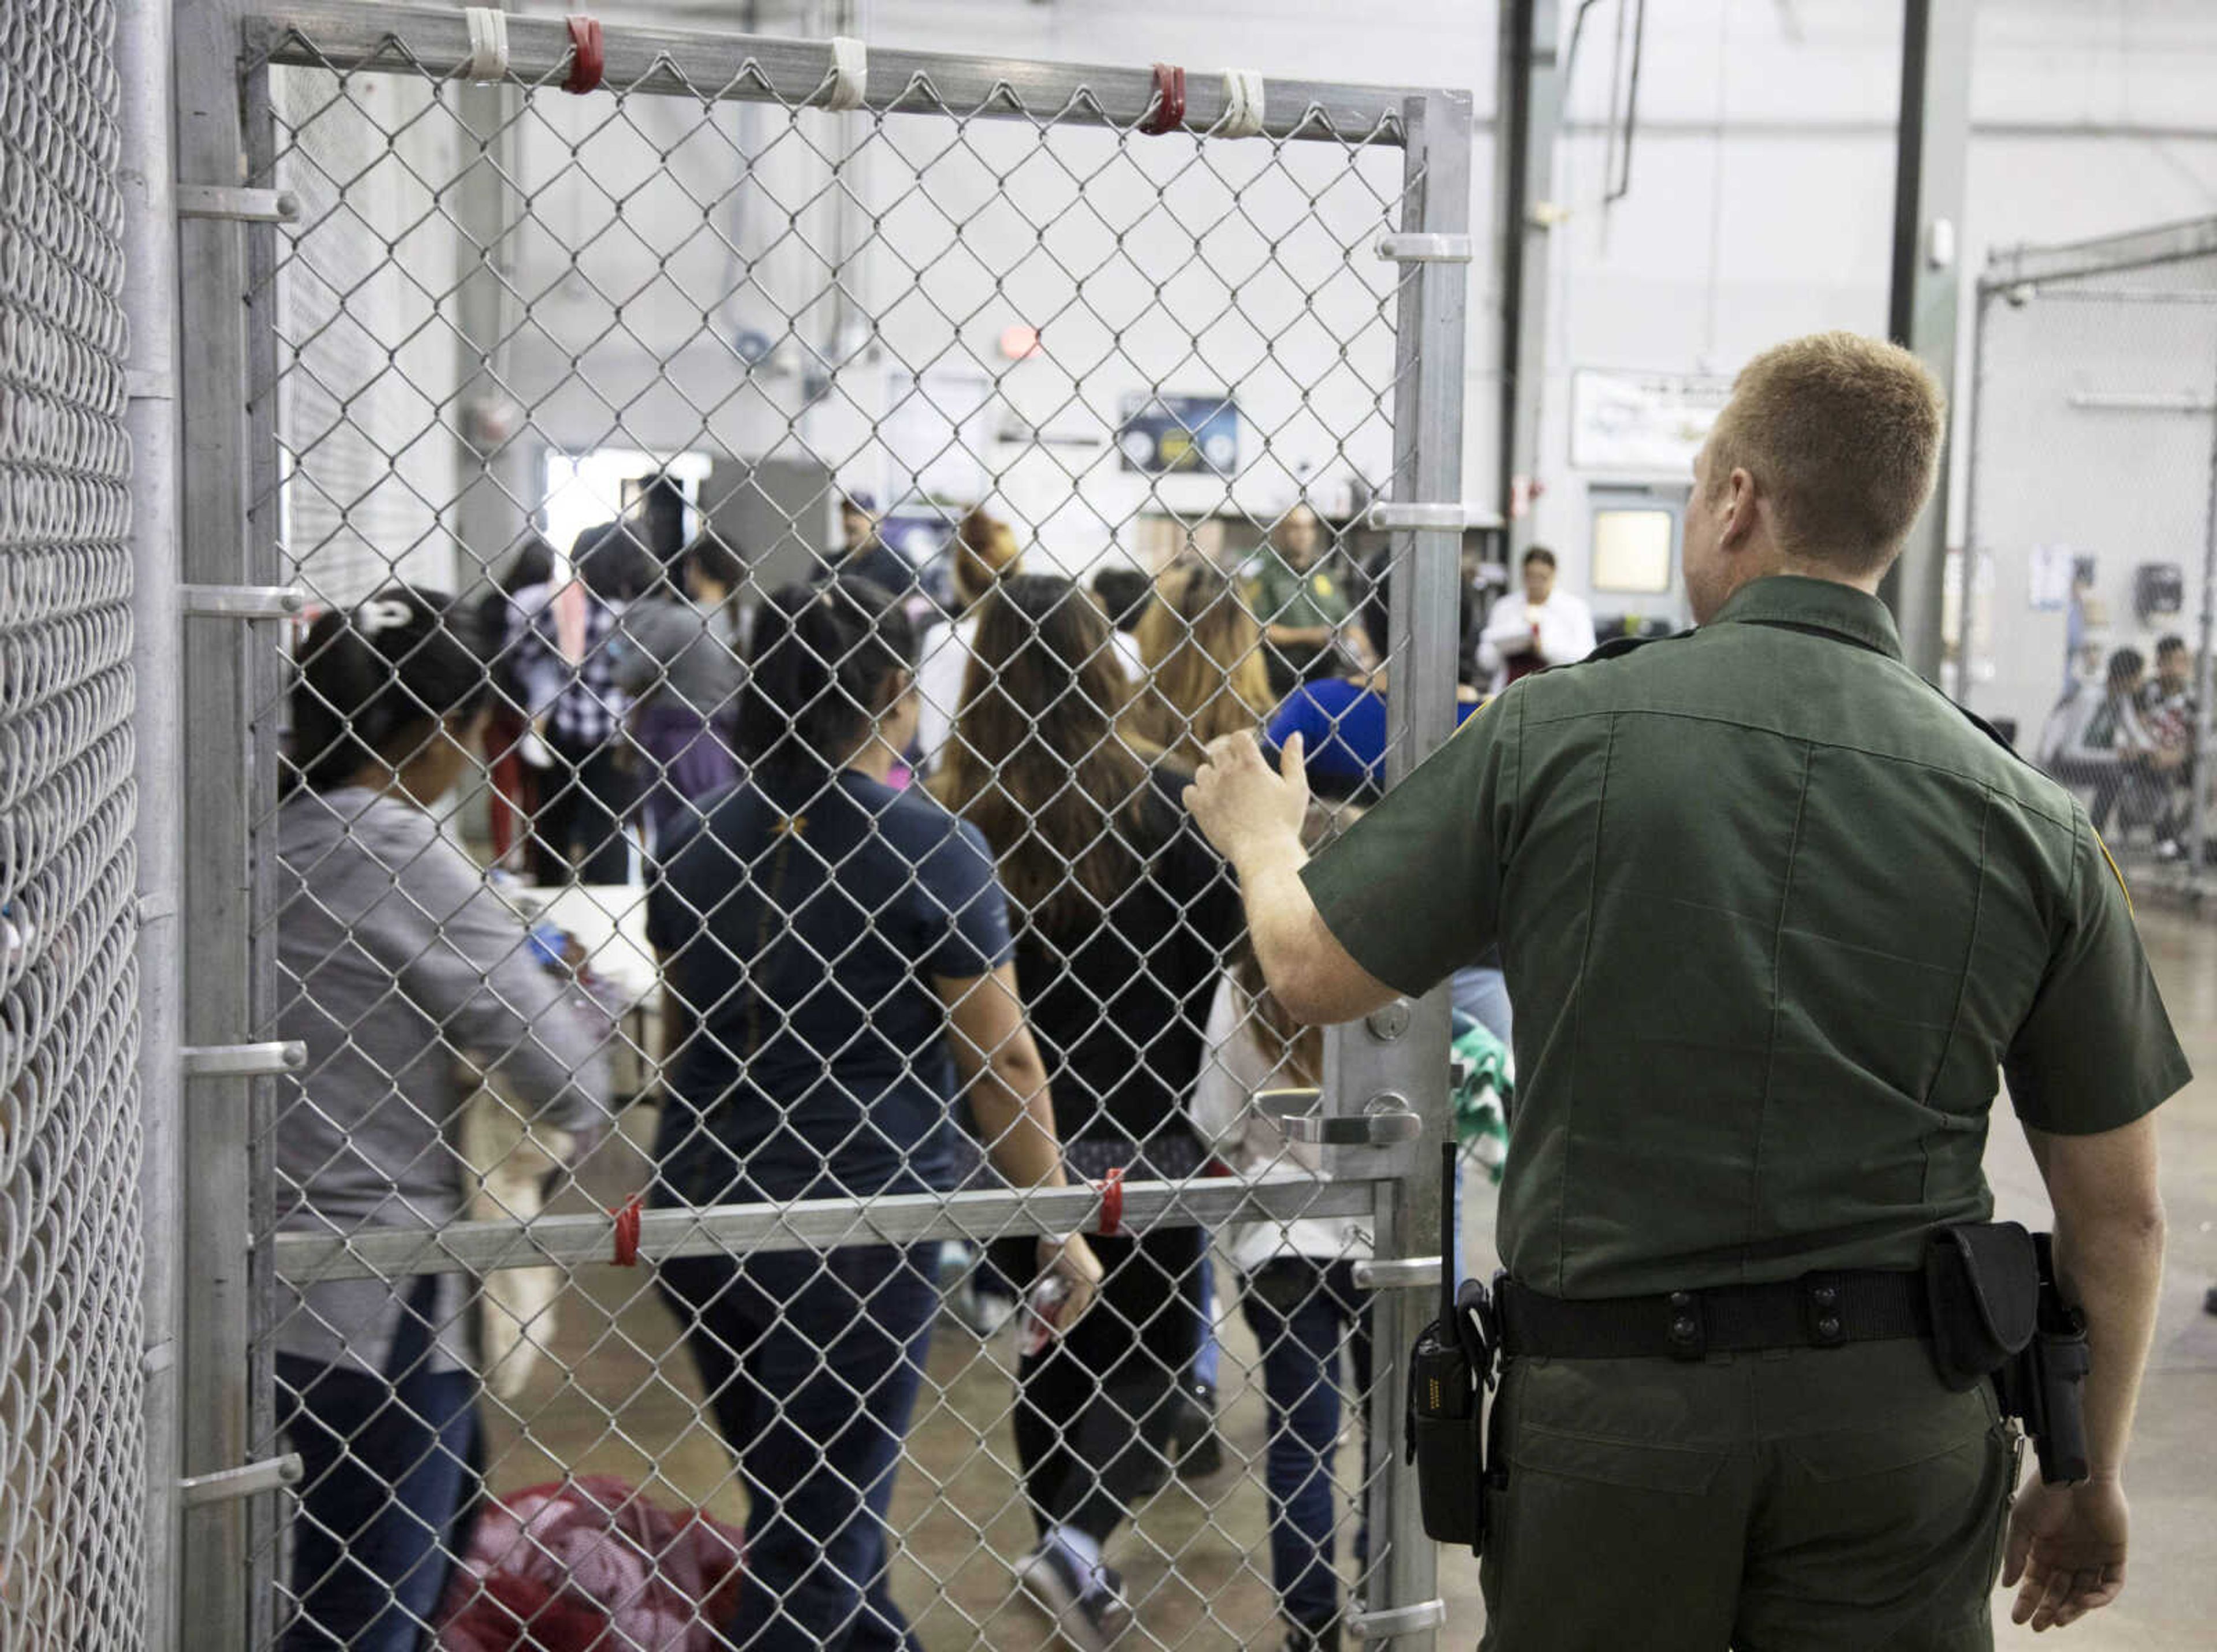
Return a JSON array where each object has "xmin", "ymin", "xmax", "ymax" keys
[{"xmin": 1923, "ymin": 1221, "xmax": 2092, "ymax": 1485}]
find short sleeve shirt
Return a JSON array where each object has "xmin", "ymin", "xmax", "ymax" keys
[
  {"xmin": 647, "ymin": 769, "xmax": 1014, "ymax": 1203},
  {"xmin": 1250, "ymin": 553, "xmax": 1352, "ymax": 632},
  {"xmin": 1303, "ymin": 575, "xmax": 2189, "ymax": 1296}
]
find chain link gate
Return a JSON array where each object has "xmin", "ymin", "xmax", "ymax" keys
[
  {"xmin": 0, "ymin": 0, "xmax": 151, "ymax": 1647},
  {"xmin": 1956, "ymin": 218, "xmax": 2217, "ymax": 894},
  {"xmin": 176, "ymin": 6, "xmax": 1475, "ymax": 1646}
]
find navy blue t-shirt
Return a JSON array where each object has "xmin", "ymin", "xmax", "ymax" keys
[{"xmin": 647, "ymin": 768, "xmax": 1014, "ymax": 1203}]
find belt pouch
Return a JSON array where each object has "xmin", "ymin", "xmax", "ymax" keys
[{"xmin": 1921, "ymin": 1220, "xmax": 2039, "ymax": 1390}]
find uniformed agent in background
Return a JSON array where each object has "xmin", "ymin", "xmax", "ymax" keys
[{"xmin": 1186, "ymin": 331, "xmax": 2183, "ymax": 1650}]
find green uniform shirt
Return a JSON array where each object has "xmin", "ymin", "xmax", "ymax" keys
[
  {"xmin": 1250, "ymin": 552, "xmax": 1352, "ymax": 633},
  {"xmin": 1304, "ymin": 574, "xmax": 2189, "ymax": 1297}
]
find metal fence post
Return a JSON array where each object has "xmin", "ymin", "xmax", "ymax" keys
[
  {"xmin": 120, "ymin": 0, "xmax": 185, "ymax": 1642},
  {"xmin": 1348, "ymin": 85, "xmax": 1475, "ymax": 1652},
  {"xmin": 173, "ymin": 2, "xmax": 262, "ymax": 1642},
  {"xmin": 2190, "ymin": 350, "xmax": 2217, "ymax": 896}
]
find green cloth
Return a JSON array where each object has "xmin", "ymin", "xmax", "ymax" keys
[
  {"xmin": 1479, "ymin": 1339, "xmax": 2017, "ymax": 1651},
  {"xmin": 1248, "ymin": 552, "xmax": 1351, "ymax": 632},
  {"xmin": 1304, "ymin": 574, "xmax": 2189, "ymax": 1298},
  {"xmin": 1451, "ymin": 1020, "xmax": 1511, "ymax": 1182}
]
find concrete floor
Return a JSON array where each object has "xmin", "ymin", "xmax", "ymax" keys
[{"xmin": 485, "ymin": 903, "xmax": 2217, "ymax": 1649}]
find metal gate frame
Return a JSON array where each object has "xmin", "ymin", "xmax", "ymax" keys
[{"xmin": 166, "ymin": 5, "xmax": 1476, "ymax": 1644}]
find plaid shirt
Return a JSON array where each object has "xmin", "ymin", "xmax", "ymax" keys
[{"xmin": 505, "ymin": 582, "xmax": 629, "ymax": 747}]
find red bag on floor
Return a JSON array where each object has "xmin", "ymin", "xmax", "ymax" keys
[{"xmin": 438, "ymin": 1476, "xmax": 745, "ymax": 1652}]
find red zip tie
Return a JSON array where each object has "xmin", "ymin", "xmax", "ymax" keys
[
  {"xmin": 1096, "ymin": 1166, "xmax": 1125, "ymax": 1237},
  {"xmin": 565, "ymin": 15, "xmax": 605, "ymax": 94},
  {"xmin": 610, "ymin": 1193, "xmax": 642, "ymax": 1266},
  {"xmin": 1141, "ymin": 63, "xmax": 1186, "ymax": 135}
]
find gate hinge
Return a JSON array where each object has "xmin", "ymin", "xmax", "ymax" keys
[
  {"xmin": 1350, "ymin": 1256, "xmax": 1443, "ymax": 1291},
  {"xmin": 1375, "ymin": 232, "xmax": 1472, "ymax": 263},
  {"xmin": 1348, "ymin": 1599, "xmax": 1448, "ymax": 1640},
  {"xmin": 177, "ymin": 184, "xmax": 300, "ymax": 223},
  {"xmin": 180, "ymin": 1455, "xmax": 304, "ymax": 1508},
  {"xmin": 180, "ymin": 584, "xmax": 307, "ymax": 619},
  {"xmin": 182, "ymin": 1042, "xmax": 307, "ymax": 1079}
]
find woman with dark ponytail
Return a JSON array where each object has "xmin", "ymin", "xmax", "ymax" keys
[
  {"xmin": 648, "ymin": 577, "xmax": 1102, "ymax": 1650},
  {"xmin": 276, "ymin": 587, "xmax": 614, "ymax": 1652}
]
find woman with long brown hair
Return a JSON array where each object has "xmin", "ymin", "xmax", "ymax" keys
[
  {"xmin": 1129, "ymin": 561, "xmax": 1273, "ymax": 766},
  {"xmin": 936, "ymin": 574, "xmax": 1243, "ymax": 1650}
]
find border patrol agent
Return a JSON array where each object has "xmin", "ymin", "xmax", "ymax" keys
[{"xmin": 1188, "ymin": 333, "xmax": 2182, "ymax": 1649}]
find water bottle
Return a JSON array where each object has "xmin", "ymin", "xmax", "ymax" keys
[{"xmin": 1018, "ymin": 1273, "xmax": 1073, "ymax": 1359}]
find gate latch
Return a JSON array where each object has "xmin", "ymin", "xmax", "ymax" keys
[
  {"xmin": 1258, "ymin": 1088, "xmax": 1422, "ymax": 1147},
  {"xmin": 180, "ymin": 1454, "xmax": 304, "ymax": 1508},
  {"xmin": 1348, "ymin": 1599, "xmax": 1448, "ymax": 1639}
]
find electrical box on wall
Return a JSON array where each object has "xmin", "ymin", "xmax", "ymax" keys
[{"xmin": 2134, "ymin": 561, "xmax": 2184, "ymax": 622}]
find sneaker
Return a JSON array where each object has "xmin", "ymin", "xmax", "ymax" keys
[
  {"xmin": 1283, "ymin": 1623, "xmax": 1341, "ymax": 1652},
  {"xmin": 1016, "ymin": 1543, "xmax": 1133, "ymax": 1651}
]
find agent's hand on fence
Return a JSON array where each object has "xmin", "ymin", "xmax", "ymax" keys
[
  {"xmin": 1039, "ymin": 1232, "xmax": 1104, "ymax": 1331},
  {"xmin": 1186, "ymin": 730, "xmax": 1309, "ymax": 871},
  {"xmin": 2004, "ymin": 1476, "xmax": 2130, "ymax": 1631}
]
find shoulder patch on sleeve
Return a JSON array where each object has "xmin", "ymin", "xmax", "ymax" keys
[{"xmin": 2093, "ymin": 828, "xmax": 2134, "ymax": 913}]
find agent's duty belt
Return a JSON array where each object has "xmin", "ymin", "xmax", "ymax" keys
[{"xmin": 1498, "ymin": 1269, "xmax": 1931, "ymax": 1362}]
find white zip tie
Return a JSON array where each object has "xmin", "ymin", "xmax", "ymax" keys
[
  {"xmin": 826, "ymin": 36, "xmax": 868, "ymax": 111},
  {"xmin": 464, "ymin": 7, "xmax": 510, "ymax": 83},
  {"xmin": 1221, "ymin": 68, "xmax": 1266, "ymax": 139}
]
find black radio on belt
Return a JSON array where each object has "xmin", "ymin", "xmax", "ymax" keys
[{"xmin": 1405, "ymin": 1143, "xmax": 1499, "ymax": 1554}]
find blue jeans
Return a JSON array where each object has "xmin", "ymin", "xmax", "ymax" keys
[
  {"xmin": 1239, "ymin": 1258, "xmax": 1374, "ymax": 1635},
  {"xmin": 278, "ymin": 1278, "xmax": 476, "ymax": 1652},
  {"xmin": 659, "ymin": 1243, "xmax": 938, "ymax": 1650}
]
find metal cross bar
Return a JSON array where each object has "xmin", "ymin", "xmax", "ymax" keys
[
  {"xmin": 247, "ymin": 5, "xmax": 1431, "ymax": 143},
  {"xmin": 275, "ymin": 1174, "xmax": 1384, "ymax": 1284}
]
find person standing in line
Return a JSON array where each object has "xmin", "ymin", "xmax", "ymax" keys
[
  {"xmin": 1188, "ymin": 333, "xmax": 2181, "ymax": 1649},
  {"xmin": 1130, "ymin": 562, "xmax": 1275, "ymax": 768},
  {"xmin": 650, "ymin": 577, "xmax": 1102, "ymax": 1652},
  {"xmin": 1190, "ymin": 831, "xmax": 1374, "ymax": 1652},
  {"xmin": 473, "ymin": 534, "xmax": 557, "ymax": 871},
  {"xmin": 816, "ymin": 488, "xmax": 924, "ymax": 604},
  {"xmin": 508, "ymin": 527, "xmax": 656, "ymax": 884},
  {"xmin": 611, "ymin": 530, "xmax": 748, "ymax": 853},
  {"xmin": 936, "ymin": 575, "xmax": 1244, "ymax": 1651},
  {"xmin": 275, "ymin": 589, "xmax": 613, "ymax": 1652},
  {"xmin": 912, "ymin": 505, "xmax": 1025, "ymax": 774},
  {"xmin": 1091, "ymin": 565, "xmax": 1153, "ymax": 683},
  {"xmin": 1475, "ymin": 545, "xmax": 1596, "ymax": 692}
]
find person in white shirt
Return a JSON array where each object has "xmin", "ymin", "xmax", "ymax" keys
[
  {"xmin": 911, "ymin": 506, "xmax": 1023, "ymax": 773},
  {"xmin": 1476, "ymin": 545, "xmax": 1597, "ymax": 692},
  {"xmin": 1189, "ymin": 806, "xmax": 1372, "ymax": 1652}
]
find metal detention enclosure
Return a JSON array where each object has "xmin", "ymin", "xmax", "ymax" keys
[
  {"xmin": 0, "ymin": 1, "xmax": 149, "ymax": 1647},
  {"xmin": 1955, "ymin": 216, "xmax": 2217, "ymax": 896},
  {"xmin": 171, "ymin": 4, "xmax": 1476, "ymax": 1646}
]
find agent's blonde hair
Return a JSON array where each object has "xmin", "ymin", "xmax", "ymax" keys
[{"xmin": 1705, "ymin": 331, "xmax": 1945, "ymax": 576}]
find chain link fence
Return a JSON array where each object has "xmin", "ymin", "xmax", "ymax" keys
[
  {"xmin": 0, "ymin": 0, "xmax": 148, "ymax": 1644},
  {"xmin": 173, "ymin": 8, "xmax": 1479, "ymax": 1648},
  {"xmin": 1956, "ymin": 218, "xmax": 2217, "ymax": 892}
]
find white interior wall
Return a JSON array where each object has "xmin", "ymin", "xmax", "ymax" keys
[{"xmin": 291, "ymin": 0, "xmax": 2217, "ymax": 646}]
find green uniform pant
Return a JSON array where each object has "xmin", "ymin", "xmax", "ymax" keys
[{"xmin": 1477, "ymin": 1339, "xmax": 2020, "ymax": 1651}]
